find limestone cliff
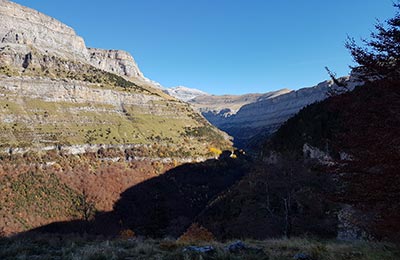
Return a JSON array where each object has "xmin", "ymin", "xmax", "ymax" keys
[
  {"xmin": 185, "ymin": 78, "xmax": 361, "ymax": 148},
  {"xmin": 188, "ymin": 89, "xmax": 291, "ymax": 126},
  {"xmin": 0, "ymin": 0, "xmax": 231, "ymax": 157},
  {"xmin": 0, "ymin": 0, "xmax": 88, "ymax": 62},
  {"xmin": 0, "ymin": 0, "xmax": 232, "ymax": 235},
  {"xmin": 220, "ymin": 77, "xmax": 362, "ymax": 147},
  {"xmin": 0, "ymin": 0, "xmax": 149, "ymax": 85},
  {"xmin": 88, "ymin": 48, "xmax": 144, "ymax": 79}
]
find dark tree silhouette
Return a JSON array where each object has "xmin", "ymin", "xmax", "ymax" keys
[
  {"xmin": 346, "ymin": 3, "xmax": 400, "ymax": 80},
  {"xmin": 325, "ymin": 66, "xmax": 349, "ymax": 97}
]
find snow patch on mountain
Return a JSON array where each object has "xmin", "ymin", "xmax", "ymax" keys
[{"xmin": 163, "ymin": 86, "xmax": 209, "ymax": 102}]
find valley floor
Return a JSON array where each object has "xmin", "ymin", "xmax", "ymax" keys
[{"xmin": 0, "ymin": 235, "xmax": 398, "ymax": 260}]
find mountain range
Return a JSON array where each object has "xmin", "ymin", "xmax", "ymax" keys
[
  {"xmin": 1, "ymin": 0, "xmax": 399, "ymax": 245},
  {"xmin": 167, "ymin": 76, "xmax": 361, "ymax": 148}
]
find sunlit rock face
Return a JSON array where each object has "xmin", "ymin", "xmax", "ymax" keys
[
  {"xmin": 0, "ymin": 0, "xmax": 89, "ymax": 61},
  {"xmin": 88, "ymin": 48, "xmax": 144, "ymax": 79},
  {"xmin": 0, "ymin": 0, "xmax": 232, "ymax": 155},
  {"xmin": 183, "ymin": 77, "xmax": 361, "ymax": 148},
  {"xmin": 0, "ymin": 0, "xmax": 146, "ymax": 80}
]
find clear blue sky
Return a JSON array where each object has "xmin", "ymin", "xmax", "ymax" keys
[{"xmin": 13, "ymin": 0, "xmax": 395, "ymax": 94}]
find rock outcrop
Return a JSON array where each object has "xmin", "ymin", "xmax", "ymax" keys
[
  {"xmin": 0, "ymin": 0, "xmax": 88, "ymax": 61},
  {"xmin": 0, "ymin": 0, "xmax": 147, "ymax": 83},
  {"xmin": 88, "ymin": 48, "xmax": 144, "ymax": 79}
]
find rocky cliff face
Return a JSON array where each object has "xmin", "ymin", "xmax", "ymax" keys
[
  {"xmin": 188, "ymin": 89, "xmax": 291, "ymax": 126},
  {"xmin": 188, "ymin": 78, "xmax": 361, "ymax": 148},
  {"xmin": 218, "ymin": 80, "xmax": 338, "ymax": 147},
  {"xmin": 0, "ymin": 0, "xmax": 88, "ymax": 62},
  {"xmin": 0, "ymin": 0, "xmax": 147, "ymax": 83},
  {"xmin": 88, "ymin": 48, "xmax": 144, "ymax": 79},
  {"xmin": 0, "ymin": 0, "xmax": 232, "ymax": 235},
  {"xmin": 0, "ymin": 0, "xmax": 230, "ymax": 156}
]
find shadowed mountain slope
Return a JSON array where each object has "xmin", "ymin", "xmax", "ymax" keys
[
  {"xmin": 197, "ymin": 79, "xmax": 400, "ymax": 241},
  {"xmin": 28, "ymin": 153, "xmax": 251, "ymax": 238}
]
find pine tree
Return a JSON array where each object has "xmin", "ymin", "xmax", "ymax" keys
[{"xmin": 346, "ymin": 3, "xmax": 400, "ymax": 80}]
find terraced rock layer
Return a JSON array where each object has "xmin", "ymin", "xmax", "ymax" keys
[{"xmin": 0, "ymin": 0, "xmax": 232, "ymax": 235}]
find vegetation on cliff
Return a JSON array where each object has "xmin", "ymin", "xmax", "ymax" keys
[{"xmin": 0, "ymin": 49, "xmax": 230, "ymax": 155}]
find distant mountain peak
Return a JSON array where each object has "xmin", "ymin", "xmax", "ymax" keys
[{"xmin": 163, "ymin": 86, "xmax": 209, "ymax": 102}]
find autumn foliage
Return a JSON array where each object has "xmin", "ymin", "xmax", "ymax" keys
[
  {"xmin": 209, "ymin": 147, "xmax": 222, "ymax": 158},
  {"xmin": 177, "ymin": 223, "xmax": 215, "ymax": 244},
  {"xmin": 0, "ymin": 150, "xmax": 175, "ymax": 235},
  {"xmin": 119, "ymin": 229, "xmax": 136, "ymax": 239}
]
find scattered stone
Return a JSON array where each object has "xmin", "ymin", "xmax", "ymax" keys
[
  {"xmin": 293, "ymin": 252, "xmax": 311, "ymax": 260},
  {"xmin": 226, "ymin": 240, "xmax": 247, "ymax": 252},
  {"xmin": 225, "ymin": 240, "xmax": 264, "ymax": 254},
  {"xmin": 183, "ymin": 245, "xmax": 215, "ymax": 253}
]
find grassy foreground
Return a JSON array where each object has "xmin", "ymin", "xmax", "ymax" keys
[{"xmin": 0, "ymin": 235, "xmax": 398, "ymax": 260}]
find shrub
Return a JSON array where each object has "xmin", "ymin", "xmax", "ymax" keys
[
  {"xmin": 159, "ymin": 240, "xmax": 179, "ymax": 251},
  {"xmin": 209, "ymin": 147, "xmax": 222, "ymax": 158},
  {"xmin": 119, "ymin": 229, "xmax": 135, "ymax": 239},
  {"xmin": 177, "ymin": 223, "xmax": 215, "ymax": 244}
]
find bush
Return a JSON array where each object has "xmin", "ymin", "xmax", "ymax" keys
[
  {"xmin": 177, "ymin": 223, "xmax": 215, "ymax": 244},
  {"xmin": 119, "ymin": 229, "xmax": 135, "ymax": 239}
]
